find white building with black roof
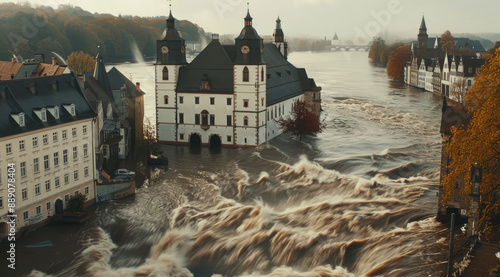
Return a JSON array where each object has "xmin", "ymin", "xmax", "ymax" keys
[
  {"xmin": 155, "ymin": 8, "xmax": 321, "ymax": 147},
  {"xmin": 0, "ymin": 72, "xmax": 97, "ymax": 237}
]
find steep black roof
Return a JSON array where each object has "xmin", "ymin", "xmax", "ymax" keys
[
  {"xmin": 108, "ymin": 67, "xmax": 145, "ymax": 98},
  {"xmin": 419, "ymin": 16, "xmax": 427, "ymax": 30},
  {"xmin": 0, "ymin": 72, "xmax": 96, "ymax": 137},
  {"xmin": 177, "ymin": 39, "xmax": 234, "ymax": 93},
  {"xmin": 264, "ymin": 43, "xmax": 304, "ymax": 105},
  {"xmin": 93, "ymin": 51, "xmax": 114, "ymax": 101}
]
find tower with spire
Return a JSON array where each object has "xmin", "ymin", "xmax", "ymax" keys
[
  {"xmin": 418, "ymin": 16, "xmax": 428, "ymax": 51},
  {"xmin": 273, "ymin": 16, "xmax": 288, "ymax": 60},
  {"xmin": 155, "ymin": 5, "xmax": 188, "ymax": 142},
  {"xmin": 233, "ymin": 4, "xmax": 267, "ymax": 146}
]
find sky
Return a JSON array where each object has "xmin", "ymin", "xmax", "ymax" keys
[{"xmin": 3, "ymin": 0, "xmax": 500, "ymax": 42}]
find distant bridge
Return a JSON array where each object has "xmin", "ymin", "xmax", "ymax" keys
[{"xmin": 330, "ymin": 45, "xmax": 369, "ymax": 52}]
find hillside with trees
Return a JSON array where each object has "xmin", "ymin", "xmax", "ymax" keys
[{"xmin": 0, "ymin": 3, "xmax": 208, "ymax": 62}]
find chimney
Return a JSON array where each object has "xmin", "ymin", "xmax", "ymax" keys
[
  {"xmin": 52, "ymin": 57, "xmax": 58, "ymax": 66},
  {"xmin": 212, "ymin": 33, "xmax": 219, "ymax": 41},
  {"xmin": 11, "ymin": 57, "xmax": 16, "ymax": 63},
  {"xmin": 136, "ymin": 82, "xmax": 141, "ymax": 92}
]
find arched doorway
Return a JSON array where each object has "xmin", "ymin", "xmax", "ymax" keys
[
  {"xmin": 190, "ymin": 133, "xmax": 202, "ymax": 148},
  {"xmin": 55, "ymin": 199, "xmax": 63, "ymax": 215},
  {"xmin": 209, "ymin": 135, "xmax": 222, "ymax": 154},
  {"xmin": 189, "ymin": 133, "xmax": 202, "ymax": 154}
]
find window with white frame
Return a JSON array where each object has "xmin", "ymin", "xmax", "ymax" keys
[
  {"xmin": 35, "ymin": 184, "xmax": 40, "ymax": 195},
  {"xmin": 55, "ymin": 176, "xmax": 60, "ymax": 188},
  {"xmin": 6, "ymin": 143, "xmax": 11, "ymax": 154},
  {"xmin": 33, "ymin": 158, "xmax": 39, "ymax": 173},
  {"xmin": 32, "ymin": 137, "xmax": 38, "ymax": 147},
  {"xmin": 62, "ymin": 130, "xmax": 67, "ymax": 140},
  {"xmin": 83, "ymin": 125, "xmax": 87, "ymax": 135},
  {"xmin": 45, "ymin": 180, "xmax": 50, "ymax": 191},
  {"xmin": 20, "ymin": 161, "xmax": 26, "ymax": 177},
  {"xmin": 23, "ymin": 211, "xmax": 28, "ymax": 220},
  {"xmin": 46, "ymin": 202, "xmax": 51, "ymax": 211},
  {"xmin": 64, "ymin": 173, "xmax": 69, "ymax": 185},
  {"xmin": 43, "ymin": 134, "xmax": 48, "ymax": 145},
  {"xmin": 53, "ymin": 132, "xmax": 58, "ymax": 142},
  {"xmin": 54, "ymin": 152, "xmax": 59, "ymax": 167},
  {"xmin": 74, "ymin": 170, "xmax": 78, "ymax": 181},
  {"xmin": 72, "ymin": 127, "xmax": 77, "ymax": 137},
  {"xmin": 73, "ymin": 147, "xmax": 77, "ymax": 160},
  {"xmin": 84, "ymin": 166, "xmax": 89, "ymax": 177},
  {"xmin": 44, "ymin": 155, "xmax": 49, "ymax": 170},
  {"xmin": 83, "ymin": 144, "xmax": 88, "ymax": 157},
  {"xmin": 85, "ymin": 186, "xmax": 89, "ymax": 195},
  {"xmin": 22, "ymin": 188, "xmax": 27, "ymax": 200},
  {"xmin": 36, "ymin": 205, "xmax": 41, "ymax": 215},
  {"xmin": 63, "ymin": 149, "xmax": 68, "ymax": 163},
  {"xmin": 19, "ymin": 140, "xmax": 25, "ymax": 151}
]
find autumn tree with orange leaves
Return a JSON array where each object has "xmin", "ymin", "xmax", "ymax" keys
[
  {"xmin": 442, "ymin": 47, "xmax": 500, "ymax": 236},
  {"xmin": 66, "ymin": 51, "xmax": 96, "ymax": 75},
  {"xmin": 441, "ymin": 30, "xmax": 455, "ymax": 54},
  {"xmin": 278, "ymin": 100, "xmax": 325, "ymax": 141},
  {"xmin": 386, "ymin": 44, "xmax": 411, "ymax": 80}
]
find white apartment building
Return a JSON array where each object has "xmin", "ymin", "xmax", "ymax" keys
[{"xmin": 0, "ymin": 72, "xmax": 97, "ymax": 237}]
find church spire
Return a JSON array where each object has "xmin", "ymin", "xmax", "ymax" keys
[
  {"xmin": 419, "ymin": 15, "xmax": 427, "ymax": 31},
  {"xmin": 273, "ymin": 16, "xmax": 284, "ymax": 43},
  {"xmin": 167, "ymin": 4, "xmax": 175, "ymax": 28},
  {"xmin": 244, "ymin": 2, "xmax": 253, "ymax": 26}
]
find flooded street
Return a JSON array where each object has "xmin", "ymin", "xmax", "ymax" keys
[{"xmin": 4, "ymin": 51, "xmax": 448, "ymax": 277}]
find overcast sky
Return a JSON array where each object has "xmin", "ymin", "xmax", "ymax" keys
[{"xmin": 3, "ymin": 0, "xmax": 499, "ymax": 41}]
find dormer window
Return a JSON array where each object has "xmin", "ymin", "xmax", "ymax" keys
[
  {"xmin": 12, "ymin": 112, "xmax": 26, "ymax": 127},
  {"xmin": 64, "ymin": 104, "xmax": 76, "ymax": 116},
  {"xmin": 54, "ymin": 106, "xmax": 59, "ymax": 119},
  {"xmin": 19, "ymin": 113, "xmax": 25, "ymax": 127},
  {"xmin": 41, "ymin": 108, "xmax": 47, "ymax": 122}
]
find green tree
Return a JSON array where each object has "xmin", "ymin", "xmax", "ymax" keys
[
  {"xmin": 369, "ymin": 37, "xmax": 387, "ymax": 65},
  {"xmin": 277, "ymin": 100, "xmax": 325, "ymax": 141},
  {"xmin": 66, "ymin": 193, "xmax": 87, "ymax": 213}
]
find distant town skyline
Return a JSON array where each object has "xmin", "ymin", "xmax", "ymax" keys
[{"xmin": 2, "ymin": 0, "xmax": 499, "ymax": 42}]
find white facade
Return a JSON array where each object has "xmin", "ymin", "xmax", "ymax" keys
[
  {"xmin": 418, "ymin": 59, "xmax": 427, "ymax": 89},
  {"xmin": 425, "ymin": 67, "xmax": 434, "ymax": 92},
  {"xmin": 0, "ymin": 119, "xmax": 95, "ymax": 231},
  {"xmin": 441, "ymin": 55, "xmax": 451, "ymax": 97}
]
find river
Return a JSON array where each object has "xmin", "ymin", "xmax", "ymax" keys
[{"xmin": 9, "ymin": 51, "xmax": 449, "ymax": 277}]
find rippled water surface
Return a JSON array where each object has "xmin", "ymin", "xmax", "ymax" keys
[{"xmin": 32, "ymin": 51, "xmax": 448, "ymax": 277}]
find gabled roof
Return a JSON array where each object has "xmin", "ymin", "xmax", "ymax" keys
[
  {"xmin": 177, "ymin": 39, "xmax": 234, "ymax": 93},
  {"xmin": 461, "ymin": 56, "xmax": 486, "ymax": 77},
  {"xmin": 0, "ymin": 72, "xmax": 96, "ymax": 138},
  {"xmin": 107, "ymin": 67, "xmax": 145, "ymax": 98}
]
